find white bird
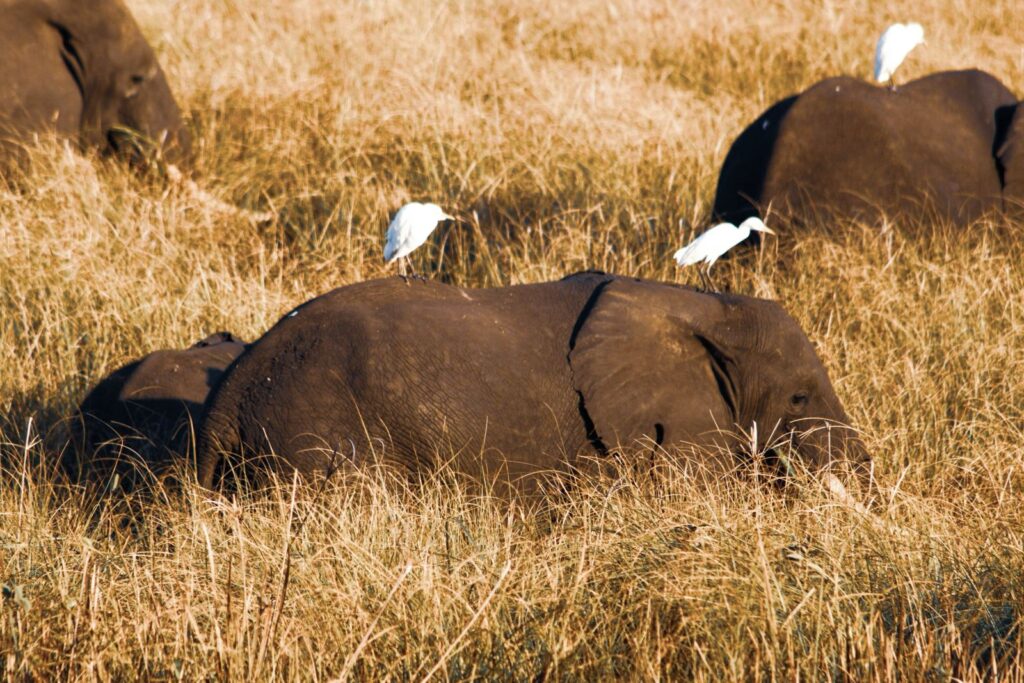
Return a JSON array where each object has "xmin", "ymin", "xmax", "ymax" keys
[
  {"xmin": 673, "ymin": 216, "xmax": 775, "ymax": 290},
  {"xmin": 873, "ymin": 22, "xmax": 924, "ymax": 87},
  {"xmin": 383, "ymin": 202, "xmax": 454, "ymax": 278}
]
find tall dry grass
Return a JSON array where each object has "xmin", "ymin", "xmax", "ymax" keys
[{"xmin": 1, "ymin": 0, "xmax": 1023, "ymax": 679}]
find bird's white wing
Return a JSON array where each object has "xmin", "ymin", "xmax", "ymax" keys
[
  {"xmin": 672, "ymin": 239, "xmax": 705, "ymax": 267},
  {"xmin": 383, "ymin": 216, "xmax": 404, "ymax": 262},
  {"xmin": 673, "ymin": 222, "xmax": 734, "ymax": 267},
  {"xmin": 873, "ymin": 26, "xmax": 894, "ymax": 82},
  {"xmin": 384, "ymin": 203, "xmax": 440, "ymax": 263}
]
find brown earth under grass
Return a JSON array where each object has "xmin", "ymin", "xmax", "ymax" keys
[{"xmin": 1, "ymin": 0, "xmax": 1023, "ymax": 679}]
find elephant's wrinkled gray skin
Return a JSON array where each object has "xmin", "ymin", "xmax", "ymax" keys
[
  {"xmin": 713, "ymin": 69, "xmax": 1018, "ymax": 229},
  {"xmin": 0, "ymin": 0, "xmax": 189, "ymax": 165},
  {"xmin": 69, "ymin": 332, "xmax": 246, "ymax": 489},
  {"xmin": 196, "ymin": 273, "xmax": 869, "ymax": 495}
]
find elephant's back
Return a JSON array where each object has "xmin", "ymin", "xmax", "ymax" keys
[
  {"xmin": 896, "ymin": 70, "xmax": 1010, "ymax": 220},
  {"xmin": 763, "ymin": 76, "xmax": 905, "ymax": 220},
  {"xmin": 122, "ymin": 343, "xmax": 245, "ymax": 406},
  {"xmin": 900, "ymin": 69, "xmax": 1016, "ymax": 131},
  {"xmin": 762, "ymin": 71, "xmax": 1006, "ymax": 223},
  {"xmin": 196, "ymin": 275, "xmax": 610, "ymax": 483}
]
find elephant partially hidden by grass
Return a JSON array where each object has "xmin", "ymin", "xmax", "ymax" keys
[
  {"xmin": 999, "ymin": 102, "xmax": 1024, "ymax": 213},
  {"xmin": 68, "ymin": 332, "xmax": 247, "ymax": 490},
  {"xmin": 713, "ymin": 69, "xmax": 1018, "ymax": 228},
  {"xmin": 0, "ymin": 0, "xmax": 190, "ymax": 165},
  {"xmin": 196, "ymin": 273, "xmax": 871, "ymax": 498}
]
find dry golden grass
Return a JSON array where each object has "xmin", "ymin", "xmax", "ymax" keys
[{"xmin": 2, "ymin": 0, "xmax": 1024, "ymax": 679}]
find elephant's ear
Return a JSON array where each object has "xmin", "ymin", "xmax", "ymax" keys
[{"xmin": 569, "ymin": 279, "xmax": 739, "ymax": 451}]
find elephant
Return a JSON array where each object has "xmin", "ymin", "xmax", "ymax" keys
[
  {"xmin": 68, "ymin": 332, "xmax": 247, "ymax": 489},
  {"xmin": 0, "ymin": 0, "xmax": 189, "ymax": 166},
  {"xmin": 998, "ymin": 102, "xmax": 1024, "ymax": 212},
  {"xmin": 196, "ymin": 273, "xmax": 870, "ymax": 497},
  {"xmin": 713, "ymin": 69, "xmax": 1018, "ymax": 228}
]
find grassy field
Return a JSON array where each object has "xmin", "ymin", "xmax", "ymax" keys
[{"xmin": 2, "ymin": 0, "xmax": 1023, "ymax": 678}]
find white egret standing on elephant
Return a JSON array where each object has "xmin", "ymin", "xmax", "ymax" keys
[
  {"xmin": 874, "ymin": 23, "xmax": 924, "ymax": 87},
  {"xmin": 384, "ymin": 202, "xmax": 454, "ymax": 278},
  {"xmin": 673, "ymin": 217, "xmax": 775, "ymax": 290}
]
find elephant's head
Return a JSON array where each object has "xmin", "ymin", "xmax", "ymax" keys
[
  {"xmin": 50, "ymin": 0, "xmax": 190, "ymax": 163},
  {"xmin": 570, "ymin": 278, "xmax": 871, "ymax": 489}
]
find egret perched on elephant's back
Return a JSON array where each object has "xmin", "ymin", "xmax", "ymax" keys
[
  {"xmin": 673, "ymin": 217, "xmax": 775, "ymax": 290},
  {"xmin": 874, "ymin": 22, "xmax": 925, "ymax": 87},
  {"xmin": 383, "ymin": 202, "xmax": 454, "ymax": 278}
]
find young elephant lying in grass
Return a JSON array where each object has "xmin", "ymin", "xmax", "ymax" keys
[
  {"xmin": 68, "ymin": 332, "xmax": 246, "ymax": 491},
  {"xmin": 197, "ymin": 272, "xmax": 871, "ymax": 500}
]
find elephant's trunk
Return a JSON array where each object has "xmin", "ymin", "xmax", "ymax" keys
[
  {"xmin": 835, "ymin": 432, "xmax": 875, "ymax": 499},
  {"xmin": 196, "ymin": 445, "xmax": 221, "ymax": 490},
  {"xmin": 790, "ymin": 419, "xmax": 874, "ymax": 494},
  {"xmin": 195, "ymin": 406, "xmax": 241, "ymax": 490}
]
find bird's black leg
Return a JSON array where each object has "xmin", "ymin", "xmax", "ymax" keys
[
  {"xmin": 697, "ymin": 269, "xmax": 711, "ymax": 293},
  {"xmin": 704, "ymin": 268, "xmax": 720, "ymax": 294},
  {"xmin": 399, "ymin": 258, "xmax": 410, "ymax": 285}
]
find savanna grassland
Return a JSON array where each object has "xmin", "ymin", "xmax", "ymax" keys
[{"xmin": 2, "ymin": 0, "xmax": 1024, "ymax": 679}]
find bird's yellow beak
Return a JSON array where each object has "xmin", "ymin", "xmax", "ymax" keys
[{"xmin": 761, "ymin": 226, "xmax": 776, "ymax": 235}]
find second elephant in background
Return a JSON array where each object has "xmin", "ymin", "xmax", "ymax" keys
[
  {"xmin": 0, "ymin": 0, "xmax": 190, "ymax": 165},
  {"xmin": 713, "ymin": 69, "xmax": 1017, "ymax": 228}
]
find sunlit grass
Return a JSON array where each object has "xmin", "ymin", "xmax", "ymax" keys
[{"xmin": 1, "ymin": 0, "xmax": 1022, "ymax": 678}]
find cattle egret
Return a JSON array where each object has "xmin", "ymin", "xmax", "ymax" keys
[
  {"xmin": 873, "ymin": 23, "xmax": 924, "ymax": 87},
  {"xmin": 383, "ymin": 202, "xmax": 454, "ymax": 278},
  {"xmin": 673, "ymin": 216, "xmax": 775, "ymax": 290}
]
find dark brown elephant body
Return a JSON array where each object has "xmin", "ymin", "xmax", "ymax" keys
[
  {"xmin": 999, "ymin": 103, "xmax": 1024, "ymax": 212},
  {"xmin": 713, "ymin": 70, "xmax": 1017, "ymax": 226},
  {"xmin": 0, "ymin": 0, "xmax": 189, "ymax": 164},
  {"xmin": 197, "ymin": 274, "xmax": 868, "ymax": 494},
  {"xmin": 69, "ymin": 332, "xmax": 246, "ymax": 487}
]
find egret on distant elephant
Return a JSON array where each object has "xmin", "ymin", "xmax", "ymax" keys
[
  {"xmin": 383, "ymin": 202, "xmax": 454, "ymax": 278},
  {"xmin": 874, "ymin": 23, "xmax": 924, "ymax": 88},
  {"xmin": 673, "ymin": 216, "xmax": 775, "ymax": 290}
]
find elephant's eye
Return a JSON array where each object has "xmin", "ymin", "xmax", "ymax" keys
[
  {"xmin": 125, "ymin": 74, "xmax": 146, "ymax": 98},
  {"xmin": 790, "ymin": 392, "xmax": 809, "ymax": 409}
]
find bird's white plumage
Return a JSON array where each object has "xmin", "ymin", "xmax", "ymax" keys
[
  {"xmin": 873, "ymin": 23, "xmax": 924, "ymax": 83},
  {"xmin": 383, "ymin": 202, "xmax": 453, "ymax": 263},
  {"xmin": 673, "ymin": 217, "xmax": 775, "ymax": 271}
]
